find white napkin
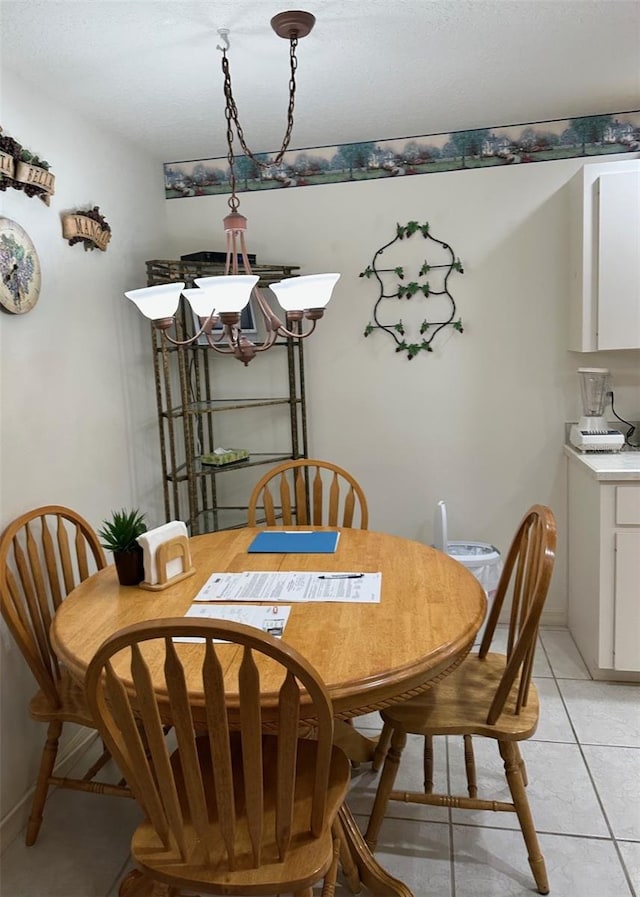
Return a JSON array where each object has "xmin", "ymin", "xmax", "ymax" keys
[{"xmin": 137, "ymin": 521, "xmax": 188, "ymax": 585}]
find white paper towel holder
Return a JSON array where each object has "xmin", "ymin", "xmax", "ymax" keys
[{"xmin": 139, "ymin": 535, "xmax": 195, "ymax": 591}]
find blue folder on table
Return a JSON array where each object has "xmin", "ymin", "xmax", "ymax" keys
[{"xmin": 248, "ymin": 530, "xmax": 340, "ymax": 554}]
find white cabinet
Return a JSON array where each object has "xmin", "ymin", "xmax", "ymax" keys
[
  {"xmin": 569, "ymin": 157, "xmax": 640, "ymax": 351},
  {"xmin": 615, "ymin": 530, "xmax": 640, "ymax": 670},
  {"xmin": 567, "ymin": 454, "xmax": 640, "ymax": 678}
]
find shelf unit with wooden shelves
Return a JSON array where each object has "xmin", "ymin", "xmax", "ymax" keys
[{"xmin": 146, "ymin": 258, "xmax": 308, "ymax": 534}]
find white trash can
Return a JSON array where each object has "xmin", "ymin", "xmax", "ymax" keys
[{"xmin": 433, "ymin": 500, "xmax": 503, "ymax": 599}]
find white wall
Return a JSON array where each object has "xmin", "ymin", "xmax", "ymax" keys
[
  {"xmin": 165, "ymin": 155, "xmax": 640, "ymax": 624},
  {"xmin": 0, "ymin": 70, "xmax": 168, "ymax": 838}
]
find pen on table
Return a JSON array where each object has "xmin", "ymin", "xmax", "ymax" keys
[{"xmin": 317, "ymin": 573, "xmax": 364, "ymax": 580}]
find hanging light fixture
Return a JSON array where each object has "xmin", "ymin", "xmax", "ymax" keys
[{"xmin": 125, "ymin": 10, "xmax": 339, "ymax": 365}]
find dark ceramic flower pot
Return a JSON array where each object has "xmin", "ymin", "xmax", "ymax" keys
[{"xmin": 114, "ymin": 546, "xmax": 145, "ymax": 586}]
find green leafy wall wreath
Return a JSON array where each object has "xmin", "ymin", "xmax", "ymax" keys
[{"xmin": 361, "ymin": 220, "xmax": 464, "ymax": 359}]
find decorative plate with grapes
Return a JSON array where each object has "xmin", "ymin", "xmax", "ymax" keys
[{"xmin": 0, "ymin": 217, "xmax": 41, "ymax": 314}]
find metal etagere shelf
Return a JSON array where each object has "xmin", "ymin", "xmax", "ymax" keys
[{"xmin": 146, "ymin": 258, "xmax": 308, "ymax": 534}]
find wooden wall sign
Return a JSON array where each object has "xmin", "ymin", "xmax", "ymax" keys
[
  {"xmin": 14, "ymin": 159, "xmax": 55, "ymax": 204},
  {"xmin": 0, "ymin": 129, "xmax": 21, "ymax": 193},
  {"xmin": 61, "ymin": 207, "xmax": 111, "ymax": 251},
  {"xmin": 0, "ymin": 129, "xmax": 55, "ymax": 204},
  {"xmin": 0, "ymin": 150, "xmax": 15, "ymax": 181}
]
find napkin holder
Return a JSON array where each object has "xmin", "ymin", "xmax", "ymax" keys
[{"xmin": 138, "ymin": 529, "xmax": 195, "ymax": 592}]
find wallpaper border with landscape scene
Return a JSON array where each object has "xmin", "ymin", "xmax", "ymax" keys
[{"xmin": 164, "ymin": 110, "xmax": 640, "ymax": 199}]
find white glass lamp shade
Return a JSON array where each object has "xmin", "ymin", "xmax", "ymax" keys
[
  {"xmin": 270, "ymin": 273, "xmax": 340, "ymax": 311},
  {"xmin": 193, "ymin": 275, "xmax": 259, "ymax": 313},
  {"xmin": 124, "ymin": 282, "xmax": 185, "ymax": 320},
  {"xmin": 181, "ymin": 288, "xmax": 217, "ymax": 319}
]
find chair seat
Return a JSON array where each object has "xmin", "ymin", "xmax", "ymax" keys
[
  {"xmin": 132, "ymin": 735, "xmax": 351, "ymax": 894},
  {"xmin": 380, "ymin": 652, "xmax": 540, "ymax": 741},
  {"xmin": 29, "ymin": 668, "xmax": 95, "ymax": 727}
]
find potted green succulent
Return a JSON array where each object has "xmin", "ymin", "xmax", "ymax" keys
[{"xmin": 99, "ymin": 508, "xmax": 147, "ymax": 586}]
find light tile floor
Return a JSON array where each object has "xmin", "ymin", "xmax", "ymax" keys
[{"xmin": 1, "ymin": 627, "xmax": 638, "ymax": 897}]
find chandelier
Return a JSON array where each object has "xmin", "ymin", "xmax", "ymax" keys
[{"xmin": 125, "ymin": 10, "xmax": 339, "ymax": 365}]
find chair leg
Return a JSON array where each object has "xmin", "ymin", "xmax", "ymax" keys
[
  {"xmin": 463, "ymin": 734, "xmax": 478, "ymax": 798},
  {"xmin": 344, "ymin": 718, "xmax": 362, "ymax": 770},
  {"xmin": 119, "ymin": 870, "xmax": 146, "ymax": 896},
  {"xmin": 499, "ymin": 741, "xmax": 549, "ymax": 895},
  {"xmin": 423, "ymin": 735, "xmax": 434, "ymax": 793},
  {"xmin": 332, "ymin": 814, "xmax": 360, "ymax": 894},
  {"xmin": 82, "ymin": 741, "xmax": 112, "ymax": 782},
  {"xmin": 118, "ymin": 871, "xmax": 176, "ymax": 896},
  {"xmin": 371, "ymin": 720, "xmax": 392, "ymax": 771},
  {"xmin": 320, "ymin": 836, "xmax": 341, "ymax": 897},
  {"xmin": 364, "ymin": 727, "xmax": 406, "ymax": 852},
  {"xmin": 514, "ymin": 742, "xmax": 529, "ymax": 787},
  {"xmin": 26, "ymin": 719, "xmax": 62, "ymax": 846}
]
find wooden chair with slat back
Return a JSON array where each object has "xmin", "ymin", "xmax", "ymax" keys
[
  {"xmin": 0, "ymin": 505, "xmax": 132, "ymax": 846},
  {"xmin": 85, "ymin": 618, "xmax": 352, "ymax": 897},
  {"xmin": 364, "ymin": 505, "xmax": 557, "ymax": 895},
  {"xmin": 247, "ymin": 459, "xmax": 369, "ymax": 529}
]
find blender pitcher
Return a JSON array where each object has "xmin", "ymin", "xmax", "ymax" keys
[
  {"xmin": 569, "ymin": 367, "xmax": 624, "ymax": 451},
  {"xmin": 579, "ymin": 367, "xmax": 610, "ymax": 427}
]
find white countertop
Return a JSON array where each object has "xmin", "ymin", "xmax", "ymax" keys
[{"xmin": 564, "ymin": 445, "xmax": 640, "ymax": 480}]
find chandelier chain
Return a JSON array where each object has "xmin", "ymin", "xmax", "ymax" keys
[
  {"xmin": 126, "ymin": 15, "xmax": 332, "ymax": 366},
  {"xmin": 221, "ymin": 35, "xmax": 299, "ymax": 211},
  {"xmin": 223, "ymin": 53, "xmax": 239, "ymax": 211}
]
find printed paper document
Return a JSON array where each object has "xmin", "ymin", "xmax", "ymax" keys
[
  {"xmin": 174, "ymin": 603, "xmax": 292, "ymax": 642},
  {"xmin": 194, "ymin": 571, "xmax": 381, "ymax": 603}
]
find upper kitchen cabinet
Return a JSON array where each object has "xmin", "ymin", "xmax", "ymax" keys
[{"xmin": 569, "ymin": 157, "xmax": 640, "ymax": 351}]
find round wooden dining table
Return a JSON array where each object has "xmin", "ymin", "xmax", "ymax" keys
[{"xmin": 51, "ymin": 526, "xmax": 486, "ymax": 897}]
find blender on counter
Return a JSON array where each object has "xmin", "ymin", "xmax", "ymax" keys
[{"xmin": 569, "ymin": 367, "xmax": 624, "ymax": 452}]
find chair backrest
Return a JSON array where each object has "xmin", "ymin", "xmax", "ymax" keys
[
  {"xmin": 0, "ymin": 505, "xmax": 106, "ymax": 704},
  {"xmin": 85, "ymin": 618, "xmax": 337, "ymax": 871},
  {"xmin": 247, "ymin": 458, "xmax": 369, "ymax": 529},
  {"xmin": 478, "ymin": 504, "xmax": 556, "ymax": 725}
]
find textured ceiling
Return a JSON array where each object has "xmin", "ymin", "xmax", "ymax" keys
[{"xmin": 2, "ymin": 0, "xmax": 639, "ymax": 164}]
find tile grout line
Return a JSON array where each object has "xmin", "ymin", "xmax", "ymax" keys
[
  {"xmin": 360, "ymin": 632, "xmax": 640, "ymax": 897},
  {"xmin": 360, "ymin": 633, "xmax": 637, "ymax": 894},
  {"xmin": 105, "ymin": 855, "xmax": 133, "ymax": 897},
  {"xmin": 541, "ymin": 630, "xmax": 638, "ymax": 897},
  {"xmin": 446, "ymin": 735, "xmax": 457, "ymax": 897}
]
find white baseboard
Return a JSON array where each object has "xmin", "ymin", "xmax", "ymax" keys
[
  {"xmin": 540, "ymin": 609, "xmax": 568, "ymax": 628},
  {"xmin": 500, "ymin": 609, "xmax": 567, "ymax": 628},
  {"xmin": 0, "ymin": 729, "xmax": 98, "ymax": 853},
  {"xmin": 590, "ymin": 668, "xmax": 640, "ymax": 682}
]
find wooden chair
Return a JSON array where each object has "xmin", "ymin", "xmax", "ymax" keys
[
  {"xmin": 364, "ymin": 505, "xmax": 557, "ymax": 895},
  {"xmin": 85, "ymin": 617, "xmax": 352, "ymax": 897},
  {"xmin": 0, "ymin": 505, "xmax": 132, "ymax": 846},
  {"xmin": 247, "ymin": 459, "xmax": 369, "ymax": 529}
]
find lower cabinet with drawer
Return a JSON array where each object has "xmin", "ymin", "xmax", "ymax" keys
[{"xmin": 567, "ymin": 457, "xmax": 640, "ymax": 679}]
